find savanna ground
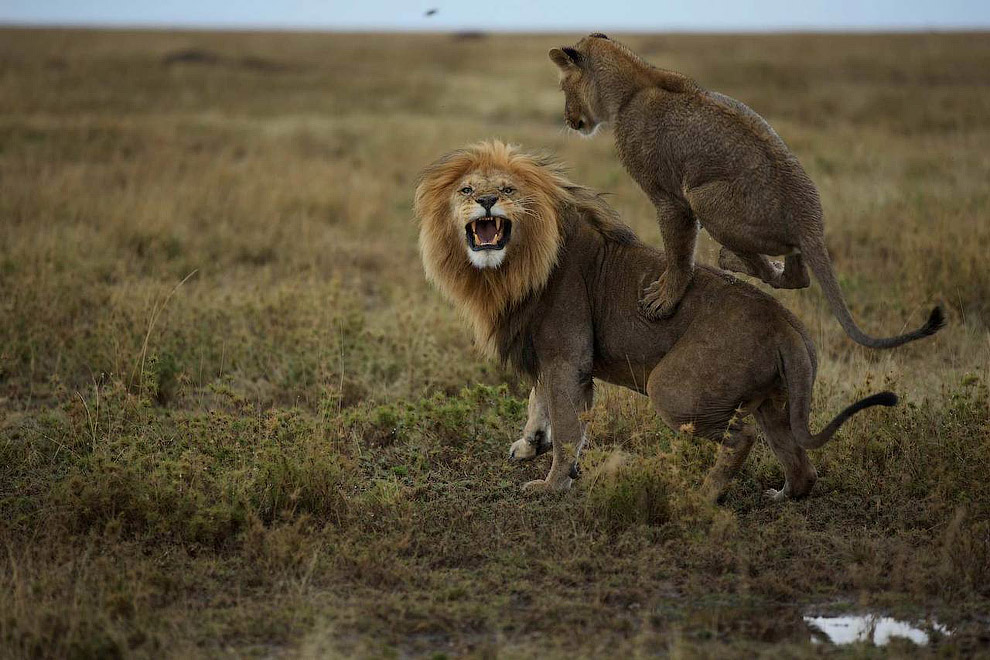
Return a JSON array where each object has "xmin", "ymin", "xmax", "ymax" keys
[{"xmin": 1, "ymin": 28, "xmax": 989, "ymax": 657}]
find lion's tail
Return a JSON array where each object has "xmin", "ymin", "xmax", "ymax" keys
[{"xmin": 778, "ymin": 330, "xmax": 898, "ymax": 450}]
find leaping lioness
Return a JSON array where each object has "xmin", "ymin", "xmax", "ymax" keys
[
  {"xmin": 549, "ymin": 33, "xmax": 944, "ymax": 348},
  {"xmin": 415, "ymin": 141, "xmax": 898, "ymax": 500}
]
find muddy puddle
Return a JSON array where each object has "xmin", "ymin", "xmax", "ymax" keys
[{"xmin": 805, "ymin": 614, "xmax": 949, "ymax": 646}]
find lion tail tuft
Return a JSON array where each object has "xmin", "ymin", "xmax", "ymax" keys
[{"xmin": 778, "ymin": 331, "xmax": 899, "ymax": 450}]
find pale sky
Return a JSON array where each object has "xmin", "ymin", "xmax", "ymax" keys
[{"xmin": 2, "ymin": 0, "xmax": 989, "ymax": 32}]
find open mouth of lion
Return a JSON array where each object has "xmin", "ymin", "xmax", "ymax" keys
[{"xmin": 465, "ymin": 216, "xmax": 512, "ymax": 251}]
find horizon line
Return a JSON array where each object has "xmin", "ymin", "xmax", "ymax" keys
[{"xmin": 1, "ymin": 21, "xmax": 988, "ymax": 34}]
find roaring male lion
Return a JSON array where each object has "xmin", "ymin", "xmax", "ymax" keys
[
  {"xmin": 549, "ymin": 33, "xmax": 944, "ymax": 348},
  {"xmin": 414, "ymin": 140, "xmax": 898, "ymax": 500}
]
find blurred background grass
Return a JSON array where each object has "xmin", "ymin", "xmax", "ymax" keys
[
  {"xmin": 0, "ymin": 28, "xmax": 988, "ymax": 657},
  {"xmin": 1, "ymin": 30, "xmax": 988, "ymax": 407}
]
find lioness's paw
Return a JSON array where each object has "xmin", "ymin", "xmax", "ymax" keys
[
  {"xmin": 639, "ymin": 275, "xmax": 688, "ymax": 320},
  {"xmin": 521, "ymin": 478, "xmax": 572, "ymax": 495},
  {"xmin": 639, "ymin": 286, "xmax": 678, "ymax": 320}
]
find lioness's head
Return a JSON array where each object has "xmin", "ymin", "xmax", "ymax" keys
[
  {"xmin": 414, "ymin": 140, "xmax": 571, "ymax": 355},
  {"xmin": 550, "ymin": 33, "xmax": 687, "ymax": 137},
  {"xmin": 548, "ymin": 33, "xmax": 613, "ymax": 136}
]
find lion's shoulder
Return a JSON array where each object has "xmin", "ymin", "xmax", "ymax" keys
[{"xmin": 563, "ymin": 185, "xmax": 638, "ymax": 246}]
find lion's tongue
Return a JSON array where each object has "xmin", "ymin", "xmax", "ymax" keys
[{"xmin": 475, "ymin": 218, "xmax": 499, "ymax": 244}]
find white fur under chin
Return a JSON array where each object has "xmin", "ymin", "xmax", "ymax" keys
[
  {"xmin": 578, "ymin": 121, "xmax": 606, "ymax": 138},
  {"xmin": 467, "ymin": 247, "xmax": 506, "ymax": 269}
]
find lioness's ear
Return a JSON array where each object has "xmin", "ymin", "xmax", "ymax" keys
[{"xmin": 549, "ymin": 47, "xmax": 581, "ymax": 69}]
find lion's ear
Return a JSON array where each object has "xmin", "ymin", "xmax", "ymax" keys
[{"xmin": 549, "ymin": 47, "xmax": 582, "ymax": 70}]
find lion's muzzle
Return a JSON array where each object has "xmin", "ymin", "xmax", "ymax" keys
[{"xmin": 465, "ymin": 215, "xmax": 511, "ymax": 252}]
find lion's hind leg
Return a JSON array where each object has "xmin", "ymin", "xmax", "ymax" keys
[
  {"xmin": 754, "ymin": 397, "xmax": 818, "ymax": 500},
  {"xmin": 647, "ymin": 370, "xmax": 759, "ymax": 502},
  {"xmin": 651, "ymin": 409, "xmax": 757, "ymax": 503},
  {"xmin": 700, "ymin": 418, "xmax": 758, "ymax": 503}
]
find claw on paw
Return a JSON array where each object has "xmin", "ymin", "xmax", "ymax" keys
[
  {"xmin": 639, "ymin": 270, "xmax": 691, "ymax": 320},
  {"xmin": 639, "ymin": 287, "xmax": 678, "ymax": 319}
]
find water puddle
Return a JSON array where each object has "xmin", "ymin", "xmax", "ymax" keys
[{"xmin": 805, "ymin": 614, "xmax": 949, "ymax": 646}]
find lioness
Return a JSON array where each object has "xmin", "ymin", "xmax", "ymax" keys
[
  {"xmin": 549, "ymin": 33, "xmax": 944, "ymax": 349},
  {"xmin": 415, "ymin": 141, "xmax": 898, "ymax": 500}
]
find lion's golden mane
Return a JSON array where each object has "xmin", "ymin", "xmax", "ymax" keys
[{"xmin": 414, "ymin": 140, "xmax": 632, "ymax": 359}]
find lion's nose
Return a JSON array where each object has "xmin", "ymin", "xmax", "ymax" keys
[
  {"xmin": 477, "ymin": 195, "xmax": 497, "ymax": 211},
  {"xmin": 574, "ymin": 119, "xmax": 585, "ymax": 130}
]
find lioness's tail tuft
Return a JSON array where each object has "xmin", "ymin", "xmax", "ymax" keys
[
  {"xmin": 873, "ymin": 391, "xmax": 899, "ymax": 407},
  {"xmin": 801, "ymin": 233, "xmax": 946, "ymax": 349},
  {"xmin": 849, "ymin": 391, "xmax": 898, "ymax": 411},
  {"xmin": 920, "ymin": 306, "xmax": 946, "ymax": 338}
]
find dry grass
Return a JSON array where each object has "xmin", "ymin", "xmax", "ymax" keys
[{"xmin": 1, "ymin": 28, "xmax": 988, "ymax": 657}]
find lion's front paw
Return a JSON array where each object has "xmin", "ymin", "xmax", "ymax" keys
[
  {"xmin": 522, "ymin": 477, "xmax": 572, "ymax": 495},
  {"xmin": 509, "ymin": 438, "xmax": 537, "ymax": 461},
  {"xmin": 764, "ymin": 488, "xmax": 787, "ymax": 502},
  {"xmin": 639, "ymin": 275, "xmax": 685, "ymax": 320},
  {"xmin": 509, "ymin": 430, "xmax": 551, "ymax": 462}
]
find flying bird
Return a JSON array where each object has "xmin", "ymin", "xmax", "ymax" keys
[{"xmin": 425, "ymin": 8, "xmax": 438, "ymax": 16}]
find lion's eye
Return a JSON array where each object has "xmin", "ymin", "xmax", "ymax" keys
[
  {"xmin": 501, "ymin": 186, "xmax": 515, "ymax": 194},
  {"xmin": 460, "ymin": 186, "xmax": 474, "ymax": 195}
]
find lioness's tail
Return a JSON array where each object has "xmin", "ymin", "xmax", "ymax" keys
[
  {"xmin": 800, "ymin": 232, "xmax": 945, "ymax": 349},
  {"xmin": 779, "ymin": 331, "xmax": 898, "ymax": 450}
]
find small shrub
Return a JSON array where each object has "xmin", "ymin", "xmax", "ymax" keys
[
  {"xmin": 143, "ymin": 350, "xmax": 180, "ymax": 405},
  {"xmin": 583, "ymin": 452, "xmax": 674, "ymax": 533}
]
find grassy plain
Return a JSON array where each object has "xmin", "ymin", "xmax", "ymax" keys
[{"xmin": 1, "ymin": 28, "xmax": 989, "ymax": 657}]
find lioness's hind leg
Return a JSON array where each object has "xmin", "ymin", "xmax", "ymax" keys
[
  {"xmin": 701, "ymin": 420, "xmax": 757, "ymax": 503},
  {"xmin": 717, "ymin": 248, "xmax": 783, "ymax": 284},
  {"xmin": 775, "ymin": 253, "xmax": 811, "ymax": 290},
  {"xmin": 754, "ymin": 399, "xmax": 817, "ymax": 500},
  {"xmin": 718, "ymin": 249, "xmax": 810, "ymax": 291}
]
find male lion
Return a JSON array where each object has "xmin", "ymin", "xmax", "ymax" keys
[
  {"xmin": 549, "ymin": 33, "xmax": 944, "ymax": 349},
  {"xmin": 415, "ymin": 140, "xmax": 898, "ymax": 501}
]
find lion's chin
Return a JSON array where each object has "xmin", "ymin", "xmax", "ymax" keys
[{"xmin": 466, "ymin": 246, "xmax": 506, "ymax": 270}]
